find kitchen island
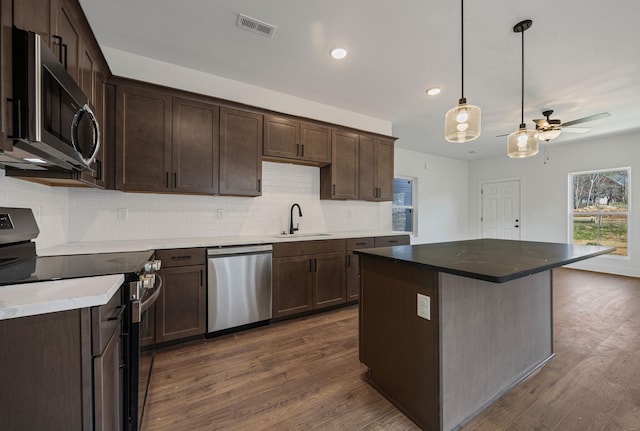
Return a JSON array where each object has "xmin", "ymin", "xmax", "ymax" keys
[{"xmin": 355, "ymin": 239, "xmax": 613, "ymax": 431}]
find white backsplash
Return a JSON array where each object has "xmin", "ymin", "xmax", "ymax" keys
[
  {"xmin": 67, "ymin": 162, "xmax": 391, "ymax": 242},
  {"xmin": 0, "ymin": 170, "xmax": 70, "ymax": 250}
]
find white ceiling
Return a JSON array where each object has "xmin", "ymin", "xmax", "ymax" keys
[{"xmin": 79, "ymin": 0, "xmax": 640, "ymax": 161}]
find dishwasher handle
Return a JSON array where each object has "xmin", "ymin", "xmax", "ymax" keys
[{"xmin": 207, "ymin": 244, "xmax": 273, "ymax": 256}]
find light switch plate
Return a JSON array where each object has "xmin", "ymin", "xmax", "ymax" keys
[{"xmin": 417, "ymin": 293, "xmax": 430, "ymax": 320}]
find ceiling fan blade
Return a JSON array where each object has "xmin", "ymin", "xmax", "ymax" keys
[
  {"xmin": 561, "ymin": 112, "xmax": 611, "ymax": 128},
  {"xmin": 496, "ymin": 133, "xmax": 509, "ymax": 137},
  {"xmin": 562, "ymin": 127, "xmax": 590, "ymax": 134}
]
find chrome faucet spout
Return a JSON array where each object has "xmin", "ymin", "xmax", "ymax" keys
[{"xmin": 289, "ymin": 203, "xmax": 302, "ymax": 235}]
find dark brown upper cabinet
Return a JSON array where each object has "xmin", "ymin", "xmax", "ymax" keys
[
  {"xmin": 219, "ymin": 107, "xmax": 263, "ymax": 196},
  {"xmin": 359, "ymin": 136, "xmax": 394, "ymax": 201},
  {"xmin": 320, "ymin": 129, "xmax": 359, "ymax": 200},
  {"xmin": 13, "ymin": 0, "xmax": 56, "ymax": 47},
  {"xmin": 54, "ymin": 0, "xmax": 80, "ymax": 80},
  {"xmin": 0, "ymin": 0, "xmax": 14, "ymax": 151},
  {"xmin": 116, "ymin": 86, "xmax": 221, "ymax": 195},
  {"xmin": 115, "ymin": 83, "xmax": 173, "ymax": 192},
  {"xmin": 263, "ymin": 114, "xmax": 331, "ymax": 166},
  {"xmin": 172, "ymin": 97, "xmax": 220, "ymax": 194}
]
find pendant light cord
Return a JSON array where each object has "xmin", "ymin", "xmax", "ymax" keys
[
  {"xmin": 460, "ymin": 0, "xmax": 464, "ymax": 99},
  {"xmin": 520, "ymin": 28, "xmax": 524, "ymax": 125}
]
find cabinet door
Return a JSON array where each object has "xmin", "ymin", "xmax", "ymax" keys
[
  {"xmin": 115, "ymin": 84, "xmax": 172, "ymax": 192},
  {"xmin": 0, "ymin": 0, "xmax": 13, "ymax": 150},
  {"xmin": 219, "ymin": 107, "xmax": 262, "ymax": 196},
  {"xmin": 345, "ymin": 237, "xmax": 375, "ymax": 302},
  {"xmin": 376, "ymin": 138, "xmax": 395, "ymax": 201},
  {"xmin": 54, "ymin": 1, "xmax": 80, "ymax": 81},
  {"xmin": 172, "ymin": 97, "xmax": 220, "ymax": 194},
  {"xmin": 156, "ymin": 265, "xmax": 206, "ymax": 343},
  {"xmin": 358, "ymin": 135, "xmax": 377, "ymax": 201},
  {"xmin": 78, "ymin": 39, "xmax": 95, "ymax": 103},
  {"xmin": 301, "ymin": 122, "xmax": 331, "ymax": 164},
  {"xmin": 273, "ymin": 255, "xmax": 313, "ymax": 318},
  {"xmin": 263, "ymin": 115, "xmax": 299, "ymax": 159},
  {"xmin": 13, "ymin": 0, "xmax": 56, "ymax": 48},
  {"xmin": 314, "ymin": 251, "xmax": 346, "ymax": 309},
  {"xmin": 323, "ymin": 130, "xmax": 359, "ymax": 200},
  {"xmin": 93, "ymin": 324, "xmax": 122, "ymax": 431}
]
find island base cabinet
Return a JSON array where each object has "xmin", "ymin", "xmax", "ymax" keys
[
  {"xmin": 359, "ymin": 257, "xmax": 441, "ymax": 431},
  {"xmin": 359, "ymin": 255, "xmax": 554, "ymax": 431}
]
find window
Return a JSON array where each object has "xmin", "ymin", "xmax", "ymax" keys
[
  {"xmin": 392, "ymin": 177, "xmax": 416, "ymax": 235},
  {"xmin": 569, "ymin": 168, "xmax": 629, "ymax": 256}
]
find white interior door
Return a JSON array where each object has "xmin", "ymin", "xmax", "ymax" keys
[{"xmin": 481, "ymin": 180, "xmax": 521, "ymax": 239}]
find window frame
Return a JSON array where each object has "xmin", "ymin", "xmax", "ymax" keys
[
  {"xmin": 392, "ymin": 176, "xmax": 417, "ymax": 236},
  {"xmin": 568, "ymin": 167, "xmax": 630, "ymax": 258}
]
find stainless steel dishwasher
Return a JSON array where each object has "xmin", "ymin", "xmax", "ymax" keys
[{"xmin": 207, "ymin": 244, "xmax": 272, "ymax": 334}]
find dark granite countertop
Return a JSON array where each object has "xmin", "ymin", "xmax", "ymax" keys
[{"xmin": 354, "ymin": 239, "xmax": 614, "ymax": 283}]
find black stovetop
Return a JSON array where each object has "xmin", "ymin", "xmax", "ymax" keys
[{"xmin": 0, "ymin": 249, "xmax": 154, "ymax": 286}]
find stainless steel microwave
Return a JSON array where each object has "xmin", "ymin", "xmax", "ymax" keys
[{"xmin": 4, "ymin": 27, "xmax": 99, "ymax": 172}]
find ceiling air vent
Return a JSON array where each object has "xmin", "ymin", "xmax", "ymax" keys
[{"xmin": 236, "ymin": 13, "xmax": 277, "ymax": 38}]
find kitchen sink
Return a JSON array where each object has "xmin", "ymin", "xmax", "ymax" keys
[{"xmin": 272, "ymin": 233, "xmax": 332, "ymax": 238}]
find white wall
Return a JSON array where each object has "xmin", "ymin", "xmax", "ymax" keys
[
  {"xmin": 394, "ymin": 148, "xmax": 469, "ymax": 244},
  {"xmin": 468, "ymin": 131, "xmax": 640, "ymax": 277},
  {"xmin": 0, "ymin": 170, "xmax": 69, "ymax": 249},
  {"xmin": 68, "ymin": 161, "xmax": 390, "ymax": 241}
]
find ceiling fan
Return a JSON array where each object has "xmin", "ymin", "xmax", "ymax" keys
[{"xmin": 533, "ymin": 109, "xmax": 611, "ymax": 141}]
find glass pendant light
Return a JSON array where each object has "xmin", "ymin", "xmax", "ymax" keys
[
  {"xmin": 507, "ymin": 19, "xmax": 538, "ymax": 158},
  {"xmin": 445, "ymin": 0, "xmax": 481, "ymax": 143}
]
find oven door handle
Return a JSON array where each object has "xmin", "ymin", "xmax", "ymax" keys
[
  {"xmin": 131, "ymin": 274, "xmax": 163, "ymax": 323},
  {"xmin": 141, "ymin": 274, "xmax": 163, "ymax": 314}
]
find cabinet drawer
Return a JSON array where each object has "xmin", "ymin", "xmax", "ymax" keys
[
  {"xmin": 156, "ymin": 248, "xmax": 206, "ymax": 267},
  {"xmin": 91, "ymin": 287, "xmax": 123, "ymax": 356},
  {"xmin": 374, "ymin": 235, "xmax": 410, "ymax": 247},
  {"xmin": 346, "ymin": 237, "xmax": 375, "ymax": 251},
  {"xmin": 273, "ymin": 239, "xmax": 345, "ymax": 257}
]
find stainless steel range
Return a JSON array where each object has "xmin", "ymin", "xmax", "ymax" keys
[{"xmin": 0, "ymin": 207, "xmax": 161, "ymax": 431}]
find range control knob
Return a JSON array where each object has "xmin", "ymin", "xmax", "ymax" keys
[
  {"xmin": 144, "ymin": 259, "xmax": 162, "ymax": 272},
  {"xmin": 140, "ymin": 274, "xmax": 156, "ymax": 289}
]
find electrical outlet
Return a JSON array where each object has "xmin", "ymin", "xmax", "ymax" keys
[
  {"xmin": 417, "ymin": 293, "xmax": 430, "ymax": 320},
  {"xmin": 117, "ymin": 208, "xmax": 128, "ymax": 221}
]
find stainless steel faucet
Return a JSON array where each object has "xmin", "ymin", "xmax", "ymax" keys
[{"xmin": 289, "ymin": 203, "xmax": 302, "ymax": 235}]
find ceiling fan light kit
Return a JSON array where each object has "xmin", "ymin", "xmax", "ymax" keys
[
  {"xmin": 507, "ymin": 19, "xmax": 539, "ymax": 159},
  {"xmin": 445, "ymin": 0, "xmax": 481, "ymax": 143}
]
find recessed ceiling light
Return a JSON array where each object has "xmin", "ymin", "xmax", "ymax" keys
[
  {"xmin": 330, "ymin": 48, "xmax": 347, "ymax": 59},
  {"xmin": 426, "ymin": 87, "xmax": 441, "ymax": 96}
]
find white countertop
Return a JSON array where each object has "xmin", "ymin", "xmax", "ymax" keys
[
  {"xmin": 11, "ymin": 231, "xmax": 404, "ymax": 320},
  {"xmin": 39, "ymin": 230, "xmax": 405, "ymax": 256},
  {"xmin": 0, "ymin": 274, "xmax": 124, "ymax": 321}
]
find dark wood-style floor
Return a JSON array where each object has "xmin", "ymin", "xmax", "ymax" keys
[{"xmin": 142, "ymin": 268, "xmax": 640, "ymax": 431}]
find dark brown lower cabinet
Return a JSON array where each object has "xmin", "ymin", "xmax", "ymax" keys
[
  {"xmin": 346, "ymin": 237, "xmax": 375, "ymax": 301},
  {"xmin": 272, "ymin": 239, "xmax": 346, "ymax": 319},
  {"xmin": 155, "ymin": 248, "xmax": 206, "ymax": 344},
  {"xmin": 314, "ymin": 251, "xmax": 346, "ymax": 308},
  {"xmin": 272, "ymin": 255, "xmax": 314, "ymax": 317},
  {"xmin": 0, "ymin": 287, "xmax": 123, "ymax": 431}
]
